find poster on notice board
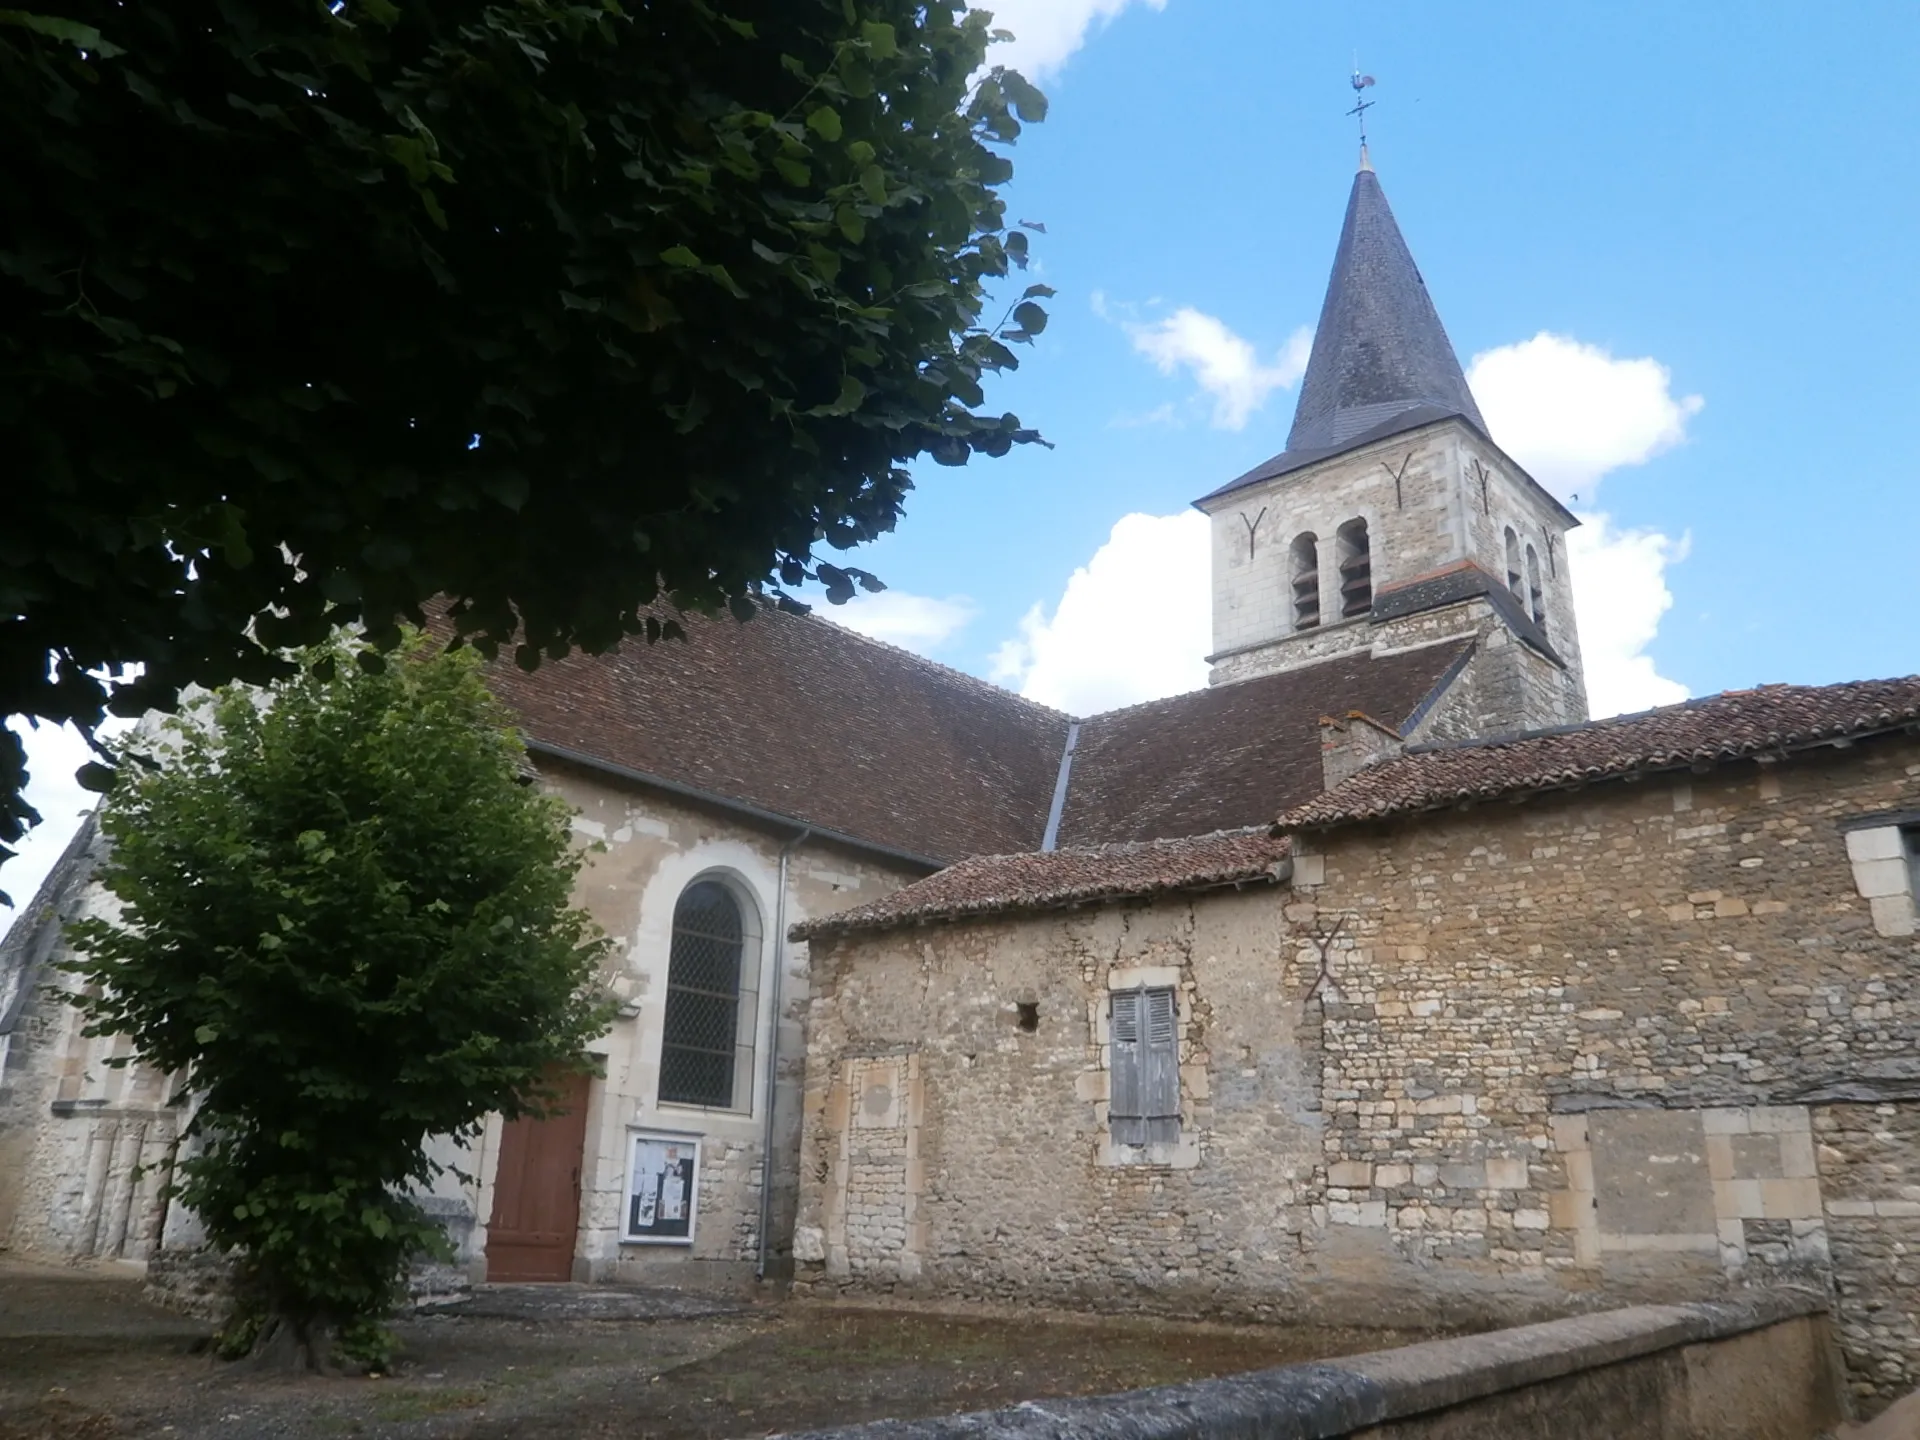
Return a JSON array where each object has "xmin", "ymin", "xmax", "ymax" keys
[{"xmin": 623, "ymin": 1131, "xmax": 699, "ymax": 1243}]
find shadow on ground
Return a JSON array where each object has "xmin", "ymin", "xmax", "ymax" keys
[{"xmin": 0, "ymin": 1259, "xmax": 1439, "ymax": 1439}]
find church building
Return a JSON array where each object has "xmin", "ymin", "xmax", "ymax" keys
[{"xmin": 3, "ymin": 153, "xmax": 1916, "ymax": 1415}]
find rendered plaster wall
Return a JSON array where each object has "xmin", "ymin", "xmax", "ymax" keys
[
  {"xmin": 1291, "ymin": 731, "xmax": 1920, "ymax": 1402},
  {"xmin": 2, "ymin": 759, "xmax": 921, "ymax": 1288},
  {"xmin": 477, "ymin": 759, "xmax": 924, "ymax": 1286},
  {"xmin": 793, "ymin": 887, "xmax": 1327, "ymax": 1317}
]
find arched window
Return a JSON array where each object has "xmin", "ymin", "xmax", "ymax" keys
[
  {"xmin": 1336, "ymin": 518, "xmax": 1371, "ymax": 618},
  {"xmin": 1504, "ymin": 527, "xmax": 1523, "ymax": 596},
  {"xmin": 1525, "ymin": 544, "xmax": 1545, "ymax": 623},
  {"xmin": 658, "ymin": 879, "xmax": 760, "ymax": 1110},
  {"xmin": 1290, "ymin": 532, "xmax": 1320, "ymax": 631}
]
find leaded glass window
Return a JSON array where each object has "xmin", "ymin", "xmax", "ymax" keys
[{"xmin": 658, "ymin": 880, "xmax": 756, "ymax": 1109}]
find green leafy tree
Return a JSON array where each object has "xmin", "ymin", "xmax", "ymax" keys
[
  {"xmin": 65, "ymin": 636, "xmax": 614, "ymax": 1368},
  {"xmin": 1, "ymin": 0, "xmax": 1052, "ymax": 892}
]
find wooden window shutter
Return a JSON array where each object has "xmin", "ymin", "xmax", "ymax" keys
[
  {"xmin": 1142, "ymin": 988, "xmax": 1180, "ymax": 1145},
  {"xmin": 1109, "ymin": 989, "xmax": 1145, "ymax": 1146}
]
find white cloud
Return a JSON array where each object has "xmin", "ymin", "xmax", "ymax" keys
[
  {"xmin": 976, "ymin": 0, "xmax": 1166, "ymax": 82},
  {"xmin": 1128, "ymin": 310, "xmax": 1313, "ymax": 430},
  {"xmin": 1, "ymin": 719, "xmax": 109, "ymax": 937},
  {"xmin": 1567, "ymin": 514, "xmax": 1692, "ymax": 717},
  {"xmin": 1467, "ymin": 331, "xmax": 1703, "ymax": 717},
  {"xmin": 825, "ymin": 589, "xmax": 979, "ymax": 653},
  {"xmin": 1467, "ymin": 332, "xmax": 1704, "ymax": 504},
  {"xmin": 990, "ymin": 511, "xmax": 1210, "ymax": 714}
]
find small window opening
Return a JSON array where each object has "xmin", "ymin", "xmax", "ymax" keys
[
  {"xmin": 1290, "ymin": 532, "xmax": 1320, "ymax": 631},
  {"xmin": 1504, "ymin": 527, "xmax": 1523, "ymax": 596},
  {"xmin": 1015, "ymin": 1001, "xmax": 1039, "ymax": 1033},
  {"xmin": 1525, "ymin": 544, "xmax": 1545, "ymax": 623},
  {"xmin": 1109, "ymin": 987, "xmax": 1179, "ymax": 1147},
  {"xmin": 1905, "ymin": 825, "xmax": 1920, "ymax": 902},
  {"xmin": 1336, "ymin": 518, "xmax": 1371, "ymax": 619}
]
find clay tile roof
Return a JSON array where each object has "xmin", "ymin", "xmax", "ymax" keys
[
  {"xmin": 476, "ymin": 607, "xmax": 1070, "ymax": 866},
  {"xmin": 790, "ymin": 828, "xmax": 1292, "ymax": 941},
  {"xmin": 1276, "ymin": 676, "xmax": 1920, "ymax": 832},
  {"xmin": 1054, "ymin": 639, "xmax": 1474, "ymax": 846}
]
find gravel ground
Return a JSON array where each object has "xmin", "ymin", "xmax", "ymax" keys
[{"xmin": 0, "ymin": 1259, "xmax": 1436, "ymax": 1439}]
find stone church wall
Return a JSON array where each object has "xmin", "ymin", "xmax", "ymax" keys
[
  {"xmin": 796, "ymin": 732, "xmax": 1920, "ymax": 1411},
  {"xmin": 1203, "ymin": 419, "xmax": 1582, "ymax": 729},
  {"xmin": 505, "ymin": 759, "xmax": 922, "ymax": 1287},
  {"xmin": 1207, "ymin": 426, "xmax": 1463, "ymax": 667},
  {"xmin": 2, "ymin": 757, "xmax": 922, "ymax": 1294},
  {"xmin": 1292, "ymin": 731, "xmax": 1920, "ymax": 1409},
  {"xmin": 793, "ymin": 888, "xmax": 1326, "ymax": 1317}
]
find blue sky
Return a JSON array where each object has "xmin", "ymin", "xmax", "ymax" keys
[
  {"xmin": 7, "ymin": 0, "xmax": 1919, "ymax": 926},
  {"xmin": 819, "ymin": 0, "xmax": 1920, "ymax": 710}
]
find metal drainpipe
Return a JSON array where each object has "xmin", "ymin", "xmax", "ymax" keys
[{"xmin": 757, "ymin": 825, "xmax": 811, "ymax": 1281}]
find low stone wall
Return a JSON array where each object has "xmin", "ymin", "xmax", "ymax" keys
[
  {"xmin": 144, "ymin": 1247, "xmax": 473, "ymax": 1322},
  {"xmin": 787, "ymin": 1291, "xmax": 1845, "ymax": 1439}
]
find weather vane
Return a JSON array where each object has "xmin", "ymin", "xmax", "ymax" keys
[{"xmin": 1348, "ymin": 69, "xmax": 1376, "ymax": 149}]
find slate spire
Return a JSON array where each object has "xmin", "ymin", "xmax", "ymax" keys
[{"xmin": 1285, "ymin": 159, "xmax": 1485, "ymax": 454}]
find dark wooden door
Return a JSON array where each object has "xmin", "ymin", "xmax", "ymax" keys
[{"xmin": 485, "ymin": 1068, "xmax": 591, "ymax": 1282}]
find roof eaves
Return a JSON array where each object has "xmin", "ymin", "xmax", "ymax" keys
[
  {"xmin": 793, "ymin": 832, "xmax": 1293, "ymax": 943},
  {"xmin": 1192, "ymin": 410, "xmax": 1469, "ymax": 509},
  {"xmin": 1278, "ymin": 708, "xmax": 1920, "ymax": 835},
  {"xmin": 1191, "ymin": 414, "xmax": 1579, "ymax": 533},
  {"xmin": 0, "ymin": 812, "xmax": 102, "ymax": 1037},
  {"xmin": 523, "ymin": 738, "xmax": 948, "ymax": 872},
  {"xmin": 793, "ymin": 868, "xmax": 1291, "ymax": 943}
]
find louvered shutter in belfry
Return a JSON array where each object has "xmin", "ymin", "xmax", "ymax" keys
[
  {"xmin": 1109, "ymin": 989, "xmax": 1145, "ymax": 1146},
  {"xmin": 1142, "ymin": 987, "xmax": 1181, "ymax": 1145}
]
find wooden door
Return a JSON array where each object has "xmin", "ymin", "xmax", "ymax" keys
[{"xmin": 485, "ymin": 1069, "xmax": 591, "ymax": 1282}]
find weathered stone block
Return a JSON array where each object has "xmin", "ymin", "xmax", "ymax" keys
[
  {"xmin": 1548, "ymin": 1190, "xmax": 1587, "ymax": 1229},
  {"xmin": 1760, "ymin": 1179, "xmax": 1822, "ymax": 1221},
  {"xmin": 1485, "ymin": 1157, "xmax": 1529, "ymax": 1189},
  {"xmin": 1846, "ymin": 827, "xmax": 1906, "ymax": 863},
  {"xmin": 1869, "ymin": 894, "xmax": 1917, "ymax": 937},
  {"xmin": 1717, "ymin": 1179, "xmax": 1764, "ymax": 1220}
]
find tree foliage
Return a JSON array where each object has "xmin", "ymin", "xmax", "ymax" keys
[
  {"xmin": 65, "ymin": 637, "xmax": 613, "ymax": 1366},
  {"xmin": 1, "ymin": 0, "xmax": 1052, "ymax": 891}
]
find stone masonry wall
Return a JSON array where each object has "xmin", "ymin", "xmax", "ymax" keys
[
  {"xmin": 440, "ymin": 761, "xmax": 923, "ymax": 1287},
  {"xmin": 1292, "ymin": 730, "xmax": 1920, "ymax": 1403},
  {"xmin": 794, "ymin": 888, "xmax": 1327, "ymax": 1319},
  {"xmin": 1813, "ymin": 1101, "xmax": 1920, "ymax": 1410},
  {"xmin": 1205, "ymin": 427, "xmax": 1460, "ymax": 666},
  {"xmin": 1201, "ymin": 418, "xmax": 1581, "ymax": 703}
]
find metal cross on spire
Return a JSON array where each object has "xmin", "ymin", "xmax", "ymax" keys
[{"xmin": 1347, "ymin": 69, "xmax": 1377, "ymax": 155}]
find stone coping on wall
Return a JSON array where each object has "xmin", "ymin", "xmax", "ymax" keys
[{"xmin": 780, "ymin": 1290, "xmax": 1829, "ymax": 1439}]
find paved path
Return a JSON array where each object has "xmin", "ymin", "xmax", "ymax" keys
[{"xmin": 428, "ymin": 1281, "xmax": 748, "ymax": 1322}]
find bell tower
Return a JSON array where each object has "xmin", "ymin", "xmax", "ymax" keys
[{"xmin": 1193, "ymin": 149, "xmax": 1588, "ymax": 736}]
